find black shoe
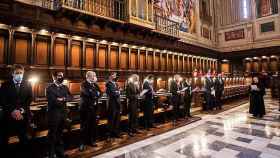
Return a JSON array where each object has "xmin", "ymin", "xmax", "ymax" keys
[
  {"xmin": 79, "ymin": 144, "xmax": 85, "ymax": 152},
  {"xmin": 89, "ymin": 142, "xmax": 98, "ymax": 147},
  {"xmin": 128, "ymin": 132, "xmax": 134, "ymax": 137}
]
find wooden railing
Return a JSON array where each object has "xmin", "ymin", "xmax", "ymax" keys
[
  {"xmin": 61, "ymin": 0, "xmax": 127, "ymax": 21},
  {"xmin": 15, "ymin": 0, "xmax": 61, "ymax": 10},
  {"xmin": 154, "ymin": 14, "xmax": 180, "ymax": 37}
]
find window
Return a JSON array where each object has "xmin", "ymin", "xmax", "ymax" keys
[{"xmin": 242, "ymin": 0, "xmax": 249, "ymax": 19}]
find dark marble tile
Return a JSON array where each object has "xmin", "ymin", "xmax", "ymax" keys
[
  {"xmin": 208, "ymin": 140, "xmax": 227, "ymax": 151},
  {"xmin": 267, "ymin": 143, "xmax": 280, "ymax": 151},
  {"xmin": 227, "ymin": 144, "xmax": 261, "ymax": 158},
  {"xmin": 233, "ymin": 127, "xmax": 274, "ymax": 139},
  {"xmin": 205, "ymin": 121, "xmax": 224, "ymax": 126},
  {"xmin": 212, "ymin": 131, "xmax": 225, "ymax": 137},
  {"xmin": 236, "ymin": 137, "xmax": 252, "ymax": 143}
]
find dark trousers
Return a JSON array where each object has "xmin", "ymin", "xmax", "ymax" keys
[
  {"xmin": 184, "ymin": 98, "xmax": 192, "ymax": 117},
  {"xmin": 1, "ymin": 119, "xmax": 29, "ymax": 156},
  {"xmin": 215, "ymin": 94, "xmax": 222, "ymax": 109},
  {"xmin": 107, "ymin": 100, "xmax": 121, "ymax": 136},
  {"xmin": 172, "ymin": 96, "xmax": 181, "ymax": 120},
  {"xmin": 205, "ymin": 93, "xmax": 214, "ymax": 110},
  {"xmin": 47, "ymin": 111, "xmax": 65, "ymax": 157},
  {"xmin": 128, "ymin": 100, "xmax": 138, "ymax": 131},
  {"xmin": 143, "ymin": 100, "xmax": 154, "ymax": 128},
  {"xmin": 80, "ymin": 107, "xmax": 97, "ymax": 145}
]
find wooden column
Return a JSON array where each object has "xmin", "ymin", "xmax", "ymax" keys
[
  {"xmin": 117, "ymin": 45, "xmax": 121, "ymax": 70},
  {"xmin": 95, "ymin": 43, "xmax": 99, "ymax": 68},
  {"xmin": 66, "ymin": 36, "xmax": 72, "ymax": 67},
  {"xmin": 182, "ymin": 55, "xmax": 185, "ymax": 73},
  {"xmin": 81, "ymin": 39, "xmax": 86, "ymax": 67},
  {"xmin": 152, "ymin": 50, "xmax": 155, "ymax": 71},
  {"xmin": 50, "ymin": 33, "xmax": 55, "ymax": 66},
  {"xmin": 30, "ymin": 32, "xmax": 36, "ymax": 64},
  {"xmin": 107, "ymin": 44, "xmax": 111, "ymax": 70},
  {"xmin": 137, "ymin": 48, "xmax": 140, "ymax": 70},
  {"xmin": 8, "ymin": 28, "xmax": 15, "ymax": 64}
]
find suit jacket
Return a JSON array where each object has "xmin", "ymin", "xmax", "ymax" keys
[
  {"xmin": 182, "ymin": 81, "xmax": 192, "ymax": 100},
  {"xmin": 205, "ymin": 77, "xmax": 214, "ymax": 94},
  {"xmin": 126, "ymin": 82, "xmax": 140, "ymax": 101},
  {"xmin": 106, "ymin": 80, "xmax": 121, "ymax": 106},
  {"xmin": 214, "ymin": 78, "xmax": 224, "ymax": 97},
  {"xmin": 170, "ymin": 80, "xmax": 181, "ymax": 104},
  {"xmin": 80, "ymin": 81, "xmax": 101, "ymax": 110},
  {"xmin": 1, "ymin": 79, "xmax": 32, "ymax": 122},
  {"xmin": 143, "ymin": 80, "xmax": 154, "ymax": 102},
  {"xmin": 46, "ymin": 83, "xmax": 73, "ymax": 113}
]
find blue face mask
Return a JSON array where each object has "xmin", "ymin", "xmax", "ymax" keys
[{"xmin": 13, "ymin": 74, "xmax": 23, "ymax": 83}]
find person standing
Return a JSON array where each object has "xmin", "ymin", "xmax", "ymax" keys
[
  {"xmin": 142, "ymin": 75, "xmax": 155, "ymax": 130},
  {"xmin": 1, "ymin": 64, "xmax": 32, "ymax": 156},
  {"xmin": 181, "ymin": 78, "xmax": 192, "ymax": 118},
  {"xmin": 126, "ymin": 74, "xmax": 140, "ymax": 136},
  {"xmin": 249, "ymin": 76, "xmax": 266, "ymax": 118},
  {"xmin": 204, "ymin": 72, "xmax": 214, "ymax": 111},
  {"xmin": 170, "ymin": 75, "xmax": 182, "ymax": 122},
  {"xmin": 214, "ymin": 73, "xmax": 224, "ymax": 110},
  {"xmin": 79, "ymin": 71, "xmax": 101, "ymax": 151},
  {"xmin": 106, "ymin": 72, "xmax": 121, "ymax": 138},
  {"xmin": 46, "ymin": 72, "xmax": 73, "ymax": 158}
]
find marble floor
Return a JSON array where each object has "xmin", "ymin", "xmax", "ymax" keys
[{"xmin": 95, "ymin": 98, "xmax": 280, "ymax": 158}]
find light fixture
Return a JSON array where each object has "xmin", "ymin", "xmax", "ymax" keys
[
  {"xmin": 28, "ymin": 76, "xmax": 39, "ymax": 84},
  {"xmin": 19, "ymin": 26, "xmax": 28, "ymax": 31},
  {"xmin": 56, "ymin": 33, "xmax": 66, "ymax": 38},
  {"xmin": 72, "ymin": 36, "xmax": 82, "ymax": 40},
  {"xmin": 111, "ymin": 42, "xmax": 118, "ymax": 46},
  {"xmin": 122, "ymin": 43, "xmax": 128, "ymax": 47},
  {"xmin": 87, "ymin": 38, "xmax": 95, "ymax": 42},
  {"xmin": 39, "ymin": 29, "xmax": 48, "ymax": 35},
  {"xmin": 100, "ymin": 40, "xmax": 107, "ymax": 44},
  {"xmin": 131, "ymin": 45, "xmax": 137, "ymax": 49}
]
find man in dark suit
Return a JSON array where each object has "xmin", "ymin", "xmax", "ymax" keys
[
  {"xmin": 79, "ymin": 71, "xmax": 101, "ymax": 151},
  {"xmin": 181, "ymin": 78, "xmax": 193, "ymax": 118},
  {"xmin": 46, "ymin": 72, "xmax": 73, "ymax": 158},
  {"xmin": 106, "ymin": 72, "xmax": 121, "ymax": 138},
  {"xmin": 214, "ymin": 73, "xmax": 224, "ymax": 110},
  {"xmin": 126, "ymin": 74, "xmax": 140, "ymax": 136},
  {"xmin": 1, "ymin": 64, "xmax": 33, "ymax": 155},
  {"xmin": 142, "ymin": 75, "xmax": 155, "ymax": 130},
  {"xmin": 170, "ymin": 75, "xmax": 182, "ymax": 122},
  {"xmin": 204, "ymin": 72, "xmax": 214, "ymax": 111}
]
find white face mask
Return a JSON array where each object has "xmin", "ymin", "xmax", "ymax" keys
[
  {"xmin": 13, "ymin": 74, "xmax": 23, "ymax": 83},
  {"xmin": 93, "ymin": 77, "xmax": 97, "ymax": 82}
]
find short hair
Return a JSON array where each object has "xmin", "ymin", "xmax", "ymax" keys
[
  {"xmin": 52, "ymin": 71, "xmax": 64, "ymax": 77},
  {"xmin": 12, "ymin": 64, "xmax": 24, "ymax": 72},
  {"xmin": 146, "ymin": 75, "xmax": 154, "ymax": 80},
  {"xmin": 86, "ymin": 71, "xmax": 96, "ymax": 78}
]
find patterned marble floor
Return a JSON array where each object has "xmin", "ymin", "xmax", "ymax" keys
[{"xmin": 94, "ymin": 98, "xmax": 280, "ymax": 158}]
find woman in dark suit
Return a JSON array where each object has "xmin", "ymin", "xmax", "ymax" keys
[{"xmin": 249, "ymin": 76, "xmax": 266, "ymax": 118}]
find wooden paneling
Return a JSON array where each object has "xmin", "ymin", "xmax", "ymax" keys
[
  {"xmin": 139, "ymin": 51, "xmax": 145, "ymax": 70},
  {"xmin": 71, "ymin": 43, "xmax": 81, "ymax": 67},
  {"xmin": 168, "ymin": 56, "xmax": 173, "ymax": 71},
  {"xmin": 270, "ymin": 59, "xmax": 278, "ymax": 72},
  {"xmin": 54, "ymin": 40, "xmax": 65, "ymax": 66},
  {"xmin": 154, "ymin": 54, "xmax": 160, "ymax": 70},
  {"xmin": 174, "ymin": 56, "xmax": 178, "ymax": 72},
  {"xmin": 98, "ymin": 46, "xmax": 106, "ymax": 68},
  {"xmin": 36, "ymin": 41, "xmax": 48, "ymax": 65},
  {"xmin": 130, "ymin": 50, "xmax": 137, "ymax": 69},
  {"xmin": 15, "ymin": 38, "xmax": 28, "ymax": 64},
  {"xmin": 261, "ymin": 60, "xmax": 268, "ymax": 72},
  {"xmin": 179, "ymin": 56, "xmax": 183, "ymax": 72},
  {"xmin": 147, "ymin": 53, "xmax": 153, "ymax": 70},
  {"xmin": 85, "ymin": 45, "xmax": 94, "ymax": 68},
  {"xmin": 245, "ymin": 61, "xmax": 251, "ymax": 72},
  {"xmin": 221, "ymin": 63, "xmax": 229, "ymax": 73},
  {"xmin": 252, "ymin": 61, "xmax": 260, "ymax": 72},
  {"xmin": 110, "ymin": 47, "xmax": 118, "ymax": 69},
  {"xmin": 120, "ymin": 48, "xmax": 128, "ymax": 69},
  {"xmin": 69, "ymin": 82, "xmax": 81, "ymax": 95},
  {"xmin": 161, "ymin": 54, "xmax": 167, "ymax": 71},
  {"xmin": 0, "ymin": 36, "xmax": 4, "ymax": 64}
]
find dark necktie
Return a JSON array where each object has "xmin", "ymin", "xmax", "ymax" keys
[{"xmin": 16, "ymin": 83, "xmax": 21, "ymax": 93}]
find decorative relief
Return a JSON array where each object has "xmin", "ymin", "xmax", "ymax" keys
[{"xmin": 224, "ymin": 29, "xmax": 245, "ymax": 41}]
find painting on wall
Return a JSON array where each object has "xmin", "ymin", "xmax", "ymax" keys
[
  {"xmin": 154, "ymin": 0, "xmax": 197, "ymax": 34},
  {"xmin": 256, "ymin": 0, "xmax": 278, "ymax": 18},
  {"xmin": 199, "ymin": 0, "xmax": 212, "ymax": 24},
  {"xmin": 224, "ymin": 29, "xmax": 245, "ymax": 41}
]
